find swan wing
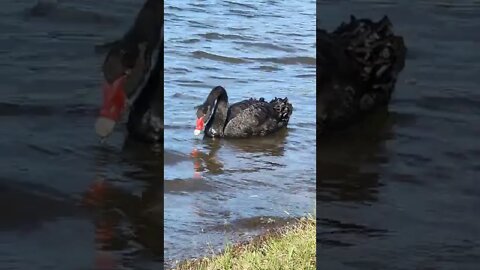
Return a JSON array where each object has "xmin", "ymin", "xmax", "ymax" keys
[
  {"xmin": 227, "ymin": 98, "xmax": 264, "ymax": 121},
  {"xmin": 223, "ymin": 102, "xmax": 280, "ymax": 137}
]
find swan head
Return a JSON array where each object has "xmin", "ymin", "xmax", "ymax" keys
[
  {"xmin": 194, "ymin": 86, "xmax": 227, "ymax": 137},
  {"xmin": 95, "ymin": 75, "xmax": 127, "ymax": 138},
  {"xmin": 95, "ymin": 43, "xmax": 148, "ymax": 139}
]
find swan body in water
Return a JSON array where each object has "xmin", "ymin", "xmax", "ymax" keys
[
  {"xmin": 318, "ymin": 16, "xmax": 407, "ymax": 133},
  {"xmin": 194, "ymin": 86, "xmax": 293, "ymax": 138}
]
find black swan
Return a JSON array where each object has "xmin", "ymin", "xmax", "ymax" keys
[
  {"xmin": 94, "ymin": 0, "xmax": 163, "ymax": 143},
  {"xmin": 194, "ymin": 86, "xmax": 293, "ymax": 138},
  {"xmin": 318, "ymin": 16, "xmax": 406, "ymax": 134}
]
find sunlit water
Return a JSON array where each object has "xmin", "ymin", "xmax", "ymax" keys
[
  {"xmin": 164, "ymin": 0, "xmax": 316, "ymax": 266},
  {"xmin": 3, "ymin": 1, "xmax": 473, "ymax": 269},
  {"xmin": 1, "ymin": 1, "xmax": 164, "ymax": 269},
  {"xmin": 318, "ymin": 1, "xmax": 480, "ymax": 269}
]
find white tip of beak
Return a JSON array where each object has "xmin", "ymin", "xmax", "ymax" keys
[
  {"xmin": 95, "ymin": 116, "xmax": 116, "ymax": 139},
  {"xmin": 194, "ymin": 129, "xmax": 201, "ymax": 136}
]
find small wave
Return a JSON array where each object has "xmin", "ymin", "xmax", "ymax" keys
[
  {"xmin": 0, "ymin": 102, "xmax": 97, "ymax": 117},
  {"xmin": 249, "ymin": 56, "xmax": 316, "ymax": 66},
  {"xmin": 163, "ymin": 124, "xmax": 192, "ymax": 131},
  {"xmin": 351, "ymin": 0, "xmax": 397, "ymax": 7},
  {"xmin": 164, "ymin": 150, "xmax": 190, "ymax": 165},
  {"xmin": 24, "ymin": 2, "xmax": 118, "ymax": 25},
  {"xmin": 171, "ymin": 92, "xmax": 202, "ymax": 100},
  {"xmin": 164, "ymin": 178, "xmax": 214, "ymax": 193},
  {"xmin": 208, "ymin": 75, "xmax": 236, "ymax": 80},
  {"xmin": 318, "ymin": 218, "xmax": 389, "ymax": 237},
  {"xmin": 192, "ymin": 51, "xmax": 248, "ymax": 64},
  {"xmin": 295, "ymin": 73, "xmax": 316, "ymax": 78},
  {"xmin": 292, "ymin": 122, "xmax": 317, "ymax": 129},
  {"xmin": 165, "ymin": 5, "xmax": 183, "ymax": 11},
  {"xmin": 267, "ymin": 31, "xmax": 314, "ymax": 38},
  {"xmin": 187, "ymin": 20, "xmax": 214, "ymax": 29},
  {"xmin": 234, "ymin": 41, "xmax": 295, "ymax": 53},
  {"xmin": 198, "ymin": 32, "xmax": 254, "ymax": 41},
  {"xmin": 167, "ymin": 67, "xmax": 191, "ymax": 74},
  {"xmin": 224, "ymin": 1, "xmax": 258, "ymax": 10},
  {"xmin": 227, "ymin": 26, "xmax": 251, "ymax": 31},
  {"xmin": 0, "ymin": 181, "xmax": 77, "ymax": 230},
  {"xmin": 174, "ymin": 79, "xmax": 211, "ymax": 88},
  {"xmin": 228, "ymin": 9, "xmax": 256, "ymax": 18},
  {"xmin": 190, "ymin": 3, "xmax": 208, "ymax": 8},
  {"xmin": 251, "ymin": 65, "xmax": 282, "ymax": 72},
  {"xmin": 27, "ymin": 144, "xmax": 58, "ymax": 157},
  {"xmin": 174, "ymin": 79, "xmax": 204, "ymax": 84},
  {"xmin": 416, "ymin": 95, "xmax": 480, "ymax": 115},
  {"xmin": 197, "ymin": 65, "xmax": 222, "ymax": 72},
  {"xmin": 179, "ymin": 38, "xmax": 201, "ymax": 44}
]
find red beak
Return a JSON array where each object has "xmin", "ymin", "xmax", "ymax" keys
[
  {"xmin": 195, "ymin": 117, "xmax": 204, "ymax": 131},
  {"xmin": 99, "ymin": 75, "xmax": 127, "ymax": 121}
]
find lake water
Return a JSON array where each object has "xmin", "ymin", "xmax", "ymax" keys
[
  {"xmin": 318, "ymin": 1, "xmax": 480, "ymax": 269},
  {"xmin": 164, "ymin": 0, "xmax": 316, "ymax": 267},
  {"xmin": 2, "ymin": 0, "xmax": 476, "ymax": 269},
  {"xmin": 0, "ymin": 0, "xmax": 316, "ymax": 269},
  {"xmin": 0, "ymin": 1, "xmax": 165, "ymax": 269}
]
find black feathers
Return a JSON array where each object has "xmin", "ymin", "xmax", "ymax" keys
[
  {"xmin": 270, "ymin": 97, "xmax": 293, "ymax": 124},
  {"xmin": 318, "ymin": 16, "xmax": 406, "ymax": 134},
  {"xmin": 197, "ymin": 86, "xmax": 293, "ymax": 138}
]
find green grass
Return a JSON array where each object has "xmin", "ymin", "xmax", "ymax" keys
[{"xmin": 173, "ymin": 216, "xmax": 316, "ymax": 270}]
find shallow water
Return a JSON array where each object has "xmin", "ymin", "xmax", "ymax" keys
[
  {"xmin": 318, "ymin": 1, "xmax": 480, "ymax": 269},
  {"xmin": 164, "ymin": 0, "xmax": 316, "ymax": 266},
  {"xmin": 3, "ymin": 0, "xmax": 476, "ymax": 269},
  {"xmin": 1, "ymin": 1, "xmax": 165, "ymax": 269},
  {"xmin": 0, "ymin": 0, "xmax": 315, "ymax": 269}
]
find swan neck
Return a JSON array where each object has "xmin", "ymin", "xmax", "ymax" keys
[{"xmin": 206, "ymin": 87, "xmax": 229, "ymax": 136}]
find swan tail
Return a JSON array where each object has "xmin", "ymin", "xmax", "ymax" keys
[
  {"xmin": 334, "ymin": 15, "xmax": 407, "ymax": 103},
  {"xmin": 270, "ymin": 97, "xmax": 293, "ymax": 123}
]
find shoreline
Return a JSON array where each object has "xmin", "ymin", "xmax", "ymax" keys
[{"xmin": 171, "ymin": 216, "xmax": 316, "ymax": 270}]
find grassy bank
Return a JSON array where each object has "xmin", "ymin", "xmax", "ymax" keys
[{"xmin": 173, "ymin": 216, "xmax": 316, "ymax": 270}]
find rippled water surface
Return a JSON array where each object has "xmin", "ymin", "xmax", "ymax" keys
[
  {"xmin": 1, "ymin": 1, "xmax": 164, "ymax": 269},
  {"xmin": 3, "ymin": 0, "xmax": 476, "ymax": 269},
  {"xmin": 318, "ymin": 1, "xmax": 480, "ymax": 269},
  {"xmin": 164, "ymin": 0, "xmax": 316, "ymax": 266}
]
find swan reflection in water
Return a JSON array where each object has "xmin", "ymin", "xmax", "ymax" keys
[
  {"xmin": 84, "ymin": 120, "xmax": 288, "ymax": 269},
  {"xmin": 84, "ymin": 131, "xmax": 290, "ymax": 268},
  {"xmin": 318, "ymin": 108, "xmax": 394, "ymax": 203},
  {"xmin": 83, "ymin": 138, "xmax": 164, "ymax": 270},
  {"xmin": 318, "ymin": 108, "xmax": 396, "ymax": 248},
  {"xmin": 190, "ymin": 129, "xmax": 289, "ymax": 178}
]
